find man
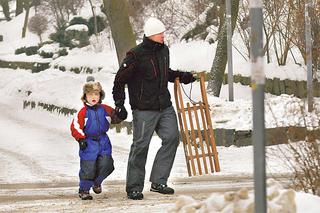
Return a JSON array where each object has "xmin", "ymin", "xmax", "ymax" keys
[{"xmin": 112, "ymin": 17, "xmax": 195, "ymax": 200}]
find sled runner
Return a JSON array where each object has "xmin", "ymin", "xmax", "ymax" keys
[{"xmin": 174, "ymin": 73, "xmax": 220, "ymax": 176}]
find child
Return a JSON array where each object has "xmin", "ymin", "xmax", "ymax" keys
[{"xmin": 70, "ymin": 76, "xmax": 126, "ymax": 200}]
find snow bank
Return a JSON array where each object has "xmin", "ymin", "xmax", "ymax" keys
[{"xmin": 170, "ymin": 179, "xmax": 296, "ymax": 213}]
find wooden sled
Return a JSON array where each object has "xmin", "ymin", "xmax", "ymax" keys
[{"xmin": 174, "ymin": 73, "xmax": 220, "ymax": 176}]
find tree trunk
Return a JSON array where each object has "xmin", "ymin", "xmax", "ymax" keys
[
  {"xmin": 89, "ymin": 0, "xmax": 98, "ymax": 35},
  {"xmin": 0, "ymin": 0, "xmax": 11, "ymax": 21},
  {"xmin": 33, "ymin": 0, "xmax": 41, "ymax": 13},
  {"xmin": 22, "ymin": 3, "xmax": 30, "ymax": 38},
  {"xmin": 208, "ymin": 0, "xmax": 240, "ymax": 96},
  {"xmin": 102, "ymin": 0, "xmax": 136, "ymax": 65},
  {"xmin": 16, "ymin": 0, "xmax": 24, "ymax": 16}
]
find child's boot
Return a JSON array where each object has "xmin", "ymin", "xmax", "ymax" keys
[
  {"xmin": 78, "ymin": 189, "xmax": 93, "ymax": 200},
  {"xmin": 93, "ymin": 185, "xmax": 102, "ymax": 194}
]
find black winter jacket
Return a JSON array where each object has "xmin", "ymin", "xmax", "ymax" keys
[{"xmin": 112, "ymin": 37, "xmax": 193, "ymax": 111}]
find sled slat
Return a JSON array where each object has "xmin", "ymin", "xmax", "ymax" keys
[
  {"xmin": 176, "ymin": 79, "xmax": 197, "ymax": 176},
  {"xmin": 187, "ymin": 103, "xmax": 202, "ymax": 175},
  {"xmin": 200, "ymin": 74, "xmax": 220, "ymax": 172},
  {"xmin": 199, "ymin": 102, "xmax": 215, "ymax": 173},
  {"xmin": 174, "ymin": 80, "xmax": 192, "ymax": 176},
  {"xmin": 192, "ymin": 102, "xmax": 209, "ymax": 174}
]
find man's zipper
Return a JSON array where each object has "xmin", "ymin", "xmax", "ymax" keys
[
  {"xmin": 139, "ymin": 81, "xmax": 144, "ymax": 100},
  {"xmin": 150, "ymin": 58, "xmax": 157, "ymax": 77}
]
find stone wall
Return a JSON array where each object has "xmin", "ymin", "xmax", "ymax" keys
[
  {"xmin": 214, "ymin": 127, "xmax": 320, "ymax": 146},
  {"xmin": 224, "ymin": 74, "xmax": 320, "ymax": 98}
]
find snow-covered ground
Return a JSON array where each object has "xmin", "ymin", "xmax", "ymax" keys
[
  {"xmin": 1, "ymin": 3, "xmax": 320, "ymax": 213},
  {"xmin": 1, "ymin": 68, "xmax": 320, "ymax": 212}
]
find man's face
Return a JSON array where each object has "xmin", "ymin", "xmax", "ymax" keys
[{"xmin": 149, "ymin": 32, "xmax": 165, "ymax": 44}]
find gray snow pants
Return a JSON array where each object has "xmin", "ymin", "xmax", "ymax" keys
[{"xmin": 126, "ymin": 106, "xmax": 180, "ymax": 193}]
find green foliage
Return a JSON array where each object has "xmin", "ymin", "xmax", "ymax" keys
[
  {"xmin": 25, "ymin": 46, "xmax": 39, "ymax": 56},
  {"xmin": 77, "ymin": 31, "xmax": 90, "ymax": 47},
  {"xmin": 15, "ymin": 45, "xmax": 40, "ymax": 56},
  {"xmin": 65, "ymin": 30, "xmax": 89, "ymax": 48},
  {"xmin": 58, "ymin": 66, "xmax": 66, "ymax": 71},
  {"xmin": 69, "ymin": 16, "xmax": 107, "ymax": 36},
  {"xmin": 31, "ymin": 62, "xmax": 50, "ymax": 73},
  {"xmin": 58, "ymin": 48, "xmax": 68, "ymax": 56},
  {"xmin": 50, "ymin": 23, "xmax": 89, "ymax": 48},
  {"xmin": 69, "ymin": 16, "xmax": 88, "ymax": 26},
  {"xmin": 49, "ymin": 26, "xmax": 74, "ymax": 48},
  {"xmin": 70, "ymin": 67, "xmax": 81, "ymax": 74},
  {"xmin": 39, "ymin": 51, "xmax": 54, "ymax": 58},
  {"xmin": 15, "ymin": 46, "xmax": 26, "ymax": 55},
  {"xmin": 87, "ymin": 16, "xmax": 107, "ymax": 35},
  {"xmin": 40, "ymin": 40, "xmax": 54, "ymax": 46},
  {"xmin": 23, "ymin": 100, "xmax": 77, "ymax": 116}
]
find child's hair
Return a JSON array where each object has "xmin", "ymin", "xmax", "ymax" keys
[{"xmin": 81, "ymin": 76, "xmax": 105, "ymax": 103}]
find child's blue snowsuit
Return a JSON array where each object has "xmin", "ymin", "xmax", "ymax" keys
[{"xmin": 71, "ymin": 104, "xmax": 115, "ymax": 191}]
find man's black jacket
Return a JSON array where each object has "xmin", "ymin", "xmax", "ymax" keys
[{"xmin": 112, "ymin": 37, "xmax": 194, "ymax": 111}]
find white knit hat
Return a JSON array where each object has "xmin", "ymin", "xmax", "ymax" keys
[{"xmin": 143, "ymin": 17, "xmax": 166, "ymax": 37}]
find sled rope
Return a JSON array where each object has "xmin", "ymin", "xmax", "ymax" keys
[{"xmin": 181, "ymin": 83, "xmax": 199, "ymax": 105}]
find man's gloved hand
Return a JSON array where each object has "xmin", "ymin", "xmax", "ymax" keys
[
  {"xmin": 180, "ymin": 72, "xmax": 196, "ymax": 84},
  {"xmin": 115, "ymin": 105, "xmax": 128, "ymax": 120},
  {"xmin": 78, "ymin": 139, "xmax": 87, "ymax": 150}
]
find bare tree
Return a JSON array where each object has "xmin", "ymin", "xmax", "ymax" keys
[
  {"xmin": 88, "ymin": 0, "xmax": 98, "ymax": 35},
  {"xmin": 290, "ymin": 0, "xmax": 320, "ymax": 77},
  {"xmin": 22, "ymin": 0, "xmax": 33, "ymax": 38},
  {"xmin": 28, "ymin": 14, "xmax": 48, "ymax": 43},
  {"xmin": 0, "ymin": 0, "xmax": 11, "ymax": 21},
  {"xmin": 39, "ymin": 0, "xmax": 85, "ymax": 29},
  {"xmin": 102, "ymin": 0, "xmax": 136, "ymax": 65},
  {"xmin": 16, "ymin": 0, "xmax": 24, "ymax": 16},
  {"xmin": 267, "ymin": 102, "xmax": 320, "ymax": 196},
  {"xmin": 208, "ymin": 0, "xmax": 240, "ymax": 97}
]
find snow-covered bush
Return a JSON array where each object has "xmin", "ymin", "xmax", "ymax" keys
[
  {"xmin": 58, "ymin": 48, "xmax": 68, "ymax": 57},
  {"xmin": 25, "ymin": 46, "xmax": 39, "ymax": 56},
  {"xmin": 69, "ymin": 15, "xmax": 107, "ymax": 36},
  {"xmin": 38, "ymin": 43, "xmax": 60, "ymax": 58},
  {"xmin": 69, "ymin": 16, "xmax": 88, "ymax": 26},
  {"xmin": 15, "ymin": 46, "xmax": 26, "ymax": 55},
  {"xmin": 65, "ymin": 24, "xmax": 89, "ymax": 48},
  {"xmin": 87, "ymin": 15, "xmax": 107, "ymax": 35},
  {"xmin": 49, "ymin": 26, "xmax": 74, "ymax": 48}
]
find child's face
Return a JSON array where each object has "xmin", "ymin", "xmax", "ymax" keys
[{"xmin": 86, "ymin": 91, "xmax": 100, "ymax": 105}]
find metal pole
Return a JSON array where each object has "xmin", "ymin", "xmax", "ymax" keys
[
  {"xmin": 226, "ymin": 0, "xmax": 234, "ymax": 101},
  {"xmin": 305, "ymin": 1, "xmax": 313, "ymax": 112},
  {"xmin": 249, "ymin": 0, "xmax": 266, "ymax": 212}
]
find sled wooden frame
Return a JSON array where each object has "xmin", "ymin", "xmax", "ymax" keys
[{"xmin": 174, "ymin": 73, "xmax": 220, "ymax": 176}]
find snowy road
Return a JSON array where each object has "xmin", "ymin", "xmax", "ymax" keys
[
  {"xmin": 0, "ymin": 176, "xmax": 253, "ymax": 212},
  {"xmin": 0, "ymin": 174, "xmax": 296, "ymax": 212}
]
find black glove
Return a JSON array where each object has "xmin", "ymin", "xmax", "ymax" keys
[
  {"xmin": 115, "ymin": 99, "xmax": 124, "ymax": 107},
  {"xmin": 78, "ymin": 139, "xmax": 87, "ymax": 150},
  {"xmin": 180, "ymin": 72, "xmax": 196, "ymax": 84},
  {"xmin": 115, "ymin": 105, "xmax": 128, "ymax": 120}
]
